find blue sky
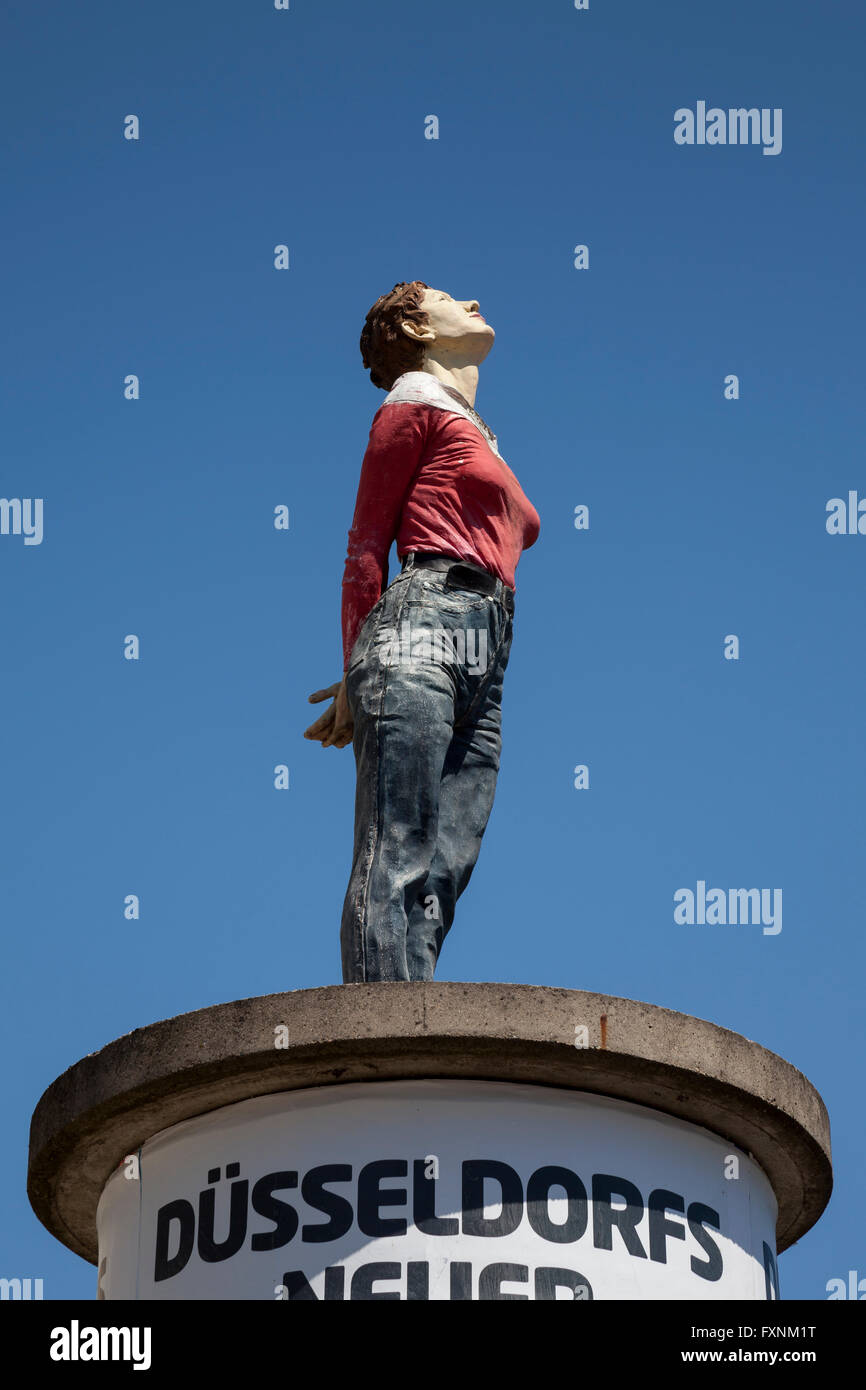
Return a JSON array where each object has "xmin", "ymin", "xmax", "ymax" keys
[{"xmin": 1, "ymin": 0, "xmax": 863, "ymax": 1300}]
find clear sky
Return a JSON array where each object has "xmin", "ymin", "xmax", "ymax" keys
[{"xmin": 1, "ymin": 0, "xmax": 863, "ymax": 1301}]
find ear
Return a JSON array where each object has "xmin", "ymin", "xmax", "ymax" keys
[{"xmin": 400, "ymin": 317, "xmax": 435, "ymax": 344}]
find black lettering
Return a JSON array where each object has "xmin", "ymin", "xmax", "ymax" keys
[
  {"xmin": 478, "ymin": 1263, "xmax": 528, "ymax": 1300},
  {"xmin": 413, "ymin": 1158, "xmax": 458, "ymax": 1235},
  {"xmin": 591, "ymin": 1173, "xmax": 647, "ymax": 1258},
  {"xmin": 198, "ymin": 1172, "xmax": 248, "ymax": 1263},
  {"xmin": 280, "ymin": 1270, "xmax": 316, "ymax": 1300},
  {"xmin": 687, "ymin": 1201, "xmax": 723, "ymax": 1282},
  {"xmin": 154, "ymin": 1199, "xmax": 195, "ymax": 1282},
  {"xmin": 647, "ymin": 1188, "xmax": 686, "ymax": 1264},
  {"xmin": 350, "ymin": 1262, "xmax": 402, "ymax": 1300},
  {"xmin": 301, "ymin": 1164, "xmax": 353, "ymax": 1242},
  {"xmin": 407, "ymin": 1261, "xmax": 428, "ymax": 1300},
  {"xmin": 526, "ymin": 1166, "xmax": 587, "ymax": 1244},
  {"xmin": 462, "ymin": 1160, "xmax": 523, "ymax": 1238},
  {"xmin": 280, "ymin": 1266, "xmax": 345, "ymax": 1301},
  {"xmin": 250, "ymin": 1171, "xmax": 298, "ymax": 1251},
  {"xmin": 534, "ymin": 1267, "xmax": 594, "ymax": 1300},
  {"xmin": 450, "ymin": 1262, "xmax": 473, "ymax": 1300},
  {"xmin": 358, "ymin": 1160, "xmax": 408, "ymax": 1237},
  {"xmin": 763, "ymin": 1241, "xmax": 780, "ymax": 1300}
]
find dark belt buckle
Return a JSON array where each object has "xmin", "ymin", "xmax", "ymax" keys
[{"xmin": 445, "ymin": 562, "xmax": 495, "ymax": 597}]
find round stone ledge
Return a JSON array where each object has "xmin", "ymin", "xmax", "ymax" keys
[{"xmin": 27, "ymin": 982, "xmax": 832, "ymax": 1265}]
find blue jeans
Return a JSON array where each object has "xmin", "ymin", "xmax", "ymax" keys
[{"xmin": 341, "ymin": 553, "xmax": 514, "ymax": 982}]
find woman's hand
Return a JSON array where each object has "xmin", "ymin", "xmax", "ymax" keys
[{"xmin": 304, "ymin": 676, "xmax": 354, "ymax": 748}]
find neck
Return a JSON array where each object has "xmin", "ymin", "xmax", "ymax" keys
[{"xmin": 420, "ymin": 359, "xmax": 480, "ymax": 409}]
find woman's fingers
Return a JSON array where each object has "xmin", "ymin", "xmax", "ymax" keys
[
  {"xmin": 304, "ymin": 707, "xmax": 336, "ymax": 740},
  {"xmin": 304, "ymin": 679, "xmax": 352, "ymax": 746},
  {"xmin": 308, "ymin": 682, "xmax": 341, "ymax": 704},
  {"xmin": 322, "ymin": 709, "xmax": 354, "ymax": 748},
  {"xmin": 328, "ymin": 725, "xmax": 354, "ymax": 749}
]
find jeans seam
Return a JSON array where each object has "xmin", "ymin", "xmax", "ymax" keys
[
  {"xmin": 356, "ymin": 572, "xmax": 415, "ymax": 979},
  {"xmin": 457, "ymin": 605, "xmax": 510, "ymax": 728},
  {"xmin": 346, "ymin": 577, "xmax": 410, "ymax": 673}
]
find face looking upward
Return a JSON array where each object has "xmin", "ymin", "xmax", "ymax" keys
[{"xmin": 400, "ymin": 287, "xmax": 495, "ymax": 367}]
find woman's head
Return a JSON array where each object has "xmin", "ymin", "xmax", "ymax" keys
[
  {"xmin": 361, "ymin": 281, "xmax": 494, "ymax": 390},
  {"xmin": 360, "ymin": 281, "xmax": 430, "ymax": 390}
]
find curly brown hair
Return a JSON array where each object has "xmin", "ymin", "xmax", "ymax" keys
[{"xmin": 360, "ymin": 280, "xmax": 430, "ymax": 390}]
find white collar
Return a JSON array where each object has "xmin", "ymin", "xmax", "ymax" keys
[{"xmin": 383, "ymin": 372, "xmax": 501, "ymax": 458}]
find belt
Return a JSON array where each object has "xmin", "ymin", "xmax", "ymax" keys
[{"xmin": 401, "ymin": 551, "xmax": 515, "ymax": 615}]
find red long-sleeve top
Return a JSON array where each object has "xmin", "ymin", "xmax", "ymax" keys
[{"xmin": 341, "ymin": 371, "xmax": 541, "ymax": 670}]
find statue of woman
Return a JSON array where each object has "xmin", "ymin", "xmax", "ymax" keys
[{"xmin": 304, "ymin": 281, "xmax": 540, "ymax": 983}]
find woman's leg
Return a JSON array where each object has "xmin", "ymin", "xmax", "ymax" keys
[
  {"xmin": 340, "ymin": 642, "xmax": 456, "ymax": 982},
  {"xmin": 403, "ymin": 706, "xmax": 502, "ymax": 981},
  {"xmin": 340, "ymin": 568, "xmax": 512, "ymax": 983}
]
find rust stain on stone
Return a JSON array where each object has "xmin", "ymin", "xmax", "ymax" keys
[{"xmin": 600, "ymin": 1014, "xmax": 608, "ymax": 1049}]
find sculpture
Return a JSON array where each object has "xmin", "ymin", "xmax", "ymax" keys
[{"xmin": 304, "ymin": 281, "xmax": 540, "ymax": 981}]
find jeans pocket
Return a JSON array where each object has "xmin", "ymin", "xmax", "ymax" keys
[
  {"xmin": 408, "ymin": 572, "xmax": 490, "ymax": 614},
  {"xmin": 346, "ymin": 599, "xmax": 387, "ymax": 673},
  {"xmin": 345, "ymin": 574, "xmax": 412, "ymax": 673}
]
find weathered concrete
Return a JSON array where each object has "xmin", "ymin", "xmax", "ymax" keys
[{"xmin": 28, "ymin": 983, "xmax": 831, "ymax": 1264}]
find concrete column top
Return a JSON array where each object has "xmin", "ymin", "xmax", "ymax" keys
[{"xmin": 27, "ymin": 982, "xmax": 832, "ymax": 1264}]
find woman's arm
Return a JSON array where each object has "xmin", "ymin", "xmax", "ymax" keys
[
  {"xmin": 340, "ymin": 401, "xmax": 430, "ymax": 669},
  {"xmin": 304, "ymin": 400, "xmax": 430, "ymax": 749}
]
